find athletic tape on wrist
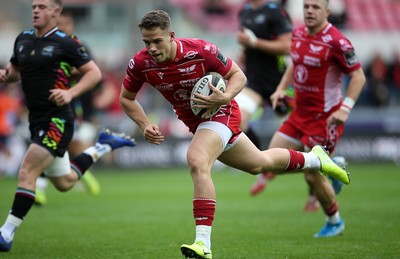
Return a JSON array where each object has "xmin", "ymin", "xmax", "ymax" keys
[{"xmin": 340, "ymin": 97, "xmax": 355, "ymax": 113}]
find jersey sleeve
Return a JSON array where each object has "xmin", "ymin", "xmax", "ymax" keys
[
  {"xmin": 10, "ymin": 33, "xmax": 23, "ymax": 67},
  {"xmin": 199, "ymin": 40, "xmax": 232, "ymax": 77},
  {"xmin": 332, "ymin": 37, "xmax": 361, "ymax": 74},
  {"xmin": 270, "ymin": 7, "xmax": 293, "ymax": 35},
  {"xmin": 122, "ymin": 55, "xmax": 145, "ymax": 93},
  {"xmin": 62, "ymin": 35, "xmax": 92, "ymax": 69}
]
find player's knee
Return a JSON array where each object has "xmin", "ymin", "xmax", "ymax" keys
[
  {"xmin": 52, "ymin": 173, "xmax": 77, "ymax": 192},
  {"xmin": 304, "ymin": 170, "xmax": 319, "ymax": 184},
  {"xmin": 248, "ymin": 167, "xmax": 262, "ymax": 175}
]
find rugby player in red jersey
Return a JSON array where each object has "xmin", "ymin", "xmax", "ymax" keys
[
  {"xmin": 266, "ymin": 0, "xmax": 366, "ymax": 237},
  {"xmin": 120, "ymin": 9, "xmax": 350, "ymax": 258}
]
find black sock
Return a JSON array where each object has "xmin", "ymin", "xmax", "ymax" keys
[
  {"xmin": 11, "ymin": 189, "xmax": 35, "ymax": 219},
  {"xmin": 70, "ymin": 153, "xmax": 94, "ymax": 178}
]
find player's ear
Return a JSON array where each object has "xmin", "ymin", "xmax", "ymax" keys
[
  {"xmin": 170, "ymin": 31, "xmax": 175, "ymax": 41},
  {"xmin": 53, "ymin": 6, "xmax": 61, "ymax": 18},
  {"xmin": 326, "ymin": 7, "xmax": 332, "ymax": 17}
]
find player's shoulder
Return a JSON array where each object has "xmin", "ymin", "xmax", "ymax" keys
[
  {"xmin": 128, "ymin": 48, "xmax": 151, "ymax": 70},
  {"xmin": 323, "ymin": 24, "xmax": 346, "ymax": 39},
  {"xmin": 16, "ymin": 29, "xmax": 35, "ymax": 40},
  {"xmin": 322, "ymin": 24, "xmax": 354, "ymax": 48},
  {"xmin": 179, "ymin": 38, "xmax": 211, "ymax": 48},
  {"xmin": 177, "ymin": 38, "xmax": 216, "ymax": 55}
]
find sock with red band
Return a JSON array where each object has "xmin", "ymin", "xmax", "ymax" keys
[{"xmin": 193, "ymin": 198, "xmax": 216, "ymax": 249}]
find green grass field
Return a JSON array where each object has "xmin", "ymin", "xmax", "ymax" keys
[{"xmin": 1, "ymin": 163, "xmax": 399, "ymax": 258}]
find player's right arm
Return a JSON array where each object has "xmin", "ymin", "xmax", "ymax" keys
[
  {"xmin": 120, "ymin": 86, "xmax": 164, "ymax": 145},
  {"xmin": 270, "ymin": 61, "xmax": 294, "ymax": 110},
  {"xmin": 0, "ymin": 63, "xmax": 20, "ymax": 83}
]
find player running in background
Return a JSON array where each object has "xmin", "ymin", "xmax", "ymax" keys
[
  {"xmin": 0, "ymin": 0, "xmax": 136, "ymax": 252},
  {"xmin": 266, "ymin": 0, "xmax": 365, "ymax": 237},
  {"xmin": 34, "ymin": 9, "xmax": 101, "ymax": 206},
  {"xmin": 234, "ymin": 0, "xmax": 292, "ymax": 195},
  {"xmin": 120, "ymin": 10, "xmax": 349, "ymax": 259},
  {"xmin": 235, "ymin": 0, "xmax": 344, "ymax": 211}
]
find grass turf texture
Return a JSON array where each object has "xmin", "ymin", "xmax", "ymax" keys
[{"xmin": 0, "ymin": 163, "xmax": 399, "ymax": 258}]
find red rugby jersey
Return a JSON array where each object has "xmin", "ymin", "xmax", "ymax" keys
[
  {"xmin": 291, "ymin": 23, "xmax": 361, "ymax": 117},
  {"xmin": 123, "ymin": 38, "xmax": 239, "ymax": 133}
]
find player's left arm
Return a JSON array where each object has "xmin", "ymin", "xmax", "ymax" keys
[
  {"xmin": 221, "ymin": 61, "xmax": 247, "ymax": 103},
  {"xmin": 327, "ymin": 67, "xmax": 366, "ymax": 125},
  {"xmin": 49, "ymin": 60, "xmax": 102, "ymax": 106}
]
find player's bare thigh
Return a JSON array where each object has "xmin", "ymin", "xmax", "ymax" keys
[
  {"xmin": 219, "ymin": 133, "xmax": 289, "ymax": 174},
  {"xmin": 187, "ymin": 128, "xmax": 225, "ymax": 171}
]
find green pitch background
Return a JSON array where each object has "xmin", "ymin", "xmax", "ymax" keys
[{"xmin": 0, "ymin": 163, "xmax": 399, "ymax": 258}]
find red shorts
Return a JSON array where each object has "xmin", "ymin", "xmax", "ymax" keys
[
  {"xmin": 184, "ymin": 99, "xmax": 242, "ymax": 137},
  {"xmin": 278, "ymin": 111, "xmax": 344, "ymax": 154}
]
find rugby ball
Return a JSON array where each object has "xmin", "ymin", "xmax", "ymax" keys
[{"xmin": 190, "ymin": 72, "xmax": 226, "ymax": 118}]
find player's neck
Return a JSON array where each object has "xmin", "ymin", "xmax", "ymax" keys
[
  {"xmin": 35, "ymin": 24, "xmax": 57, "ymax": 38},
  {"xmin": 307, "ymin": 21, "xmax": 328, "ymax": 36},
  {"xmin": 166, "ymin": 40, "xmax": 177, "ymax": 62},
  {"xmin": 250, "ymin": 0, "xmax": 269, "ymax": 8}
]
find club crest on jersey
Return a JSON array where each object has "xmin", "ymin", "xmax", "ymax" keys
[
  {"xmin": 294, "ymin": 65, "xmax": 308, "ymax": 83},
  {"xmin": 41, "ymin": 46, "xmax": 55, "ymax": 57},
  {"xmin": 174, "ymin": 89, "xmax": 190, "ymax": 101}
]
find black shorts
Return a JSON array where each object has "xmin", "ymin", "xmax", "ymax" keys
[{"xmin": 30, "ymin": 116, "xmax": 74, "ymax": 157}]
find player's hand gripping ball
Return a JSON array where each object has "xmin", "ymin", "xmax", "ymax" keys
[{"xmin": 190, "ymin": 72, "xmax": 226, "ymax": 118}]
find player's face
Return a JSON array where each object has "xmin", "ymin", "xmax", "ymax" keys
[
  {"xmin": 303, "ymin": 0, "xmax": 330, "ymax": 34},
  {"xmin": 32, "ymin": 0, "xmax": 60, "ymax": 30},
  {"xmin": 141, "ymin": 27, "xmax": 175, "ymax": 63}
]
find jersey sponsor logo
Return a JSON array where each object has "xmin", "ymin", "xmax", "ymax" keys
[
  {"xmin": 184, "ymin": 51, "xmax": 198, "ymax": 59},
  {"xmin": 339, "ymin": 39, "xmax": 353, "ymax": 52},
  {"xmin": 255, "ymin": 14, "xmax": 266, "ymax": 24},
  {"xmin": 204, "ymin": 44, "xmax": 217, "ymax": 54},
  {"xmin": 155, "ymin": 83, "xmax": 173, "ymax": 91},
  {"xmin": 77, "ymin": 46, "xmax": 89, "ymax": 59},
  {"xmin": 178, "ymin": 64, "xmax": 196, "ymax": 76},
  {"xmin": 309, "ymin": 44, "xmax": 323, "ymax": 53},
  {"xmin": 304, "ymin": 55, "xmax": 321, "ymax": 67},
  {"xmin": 294, "ymin": 64, "xmax": 308, "ymax": 83},
  {"xmin": 157, "ymin": 72, "xmax": 164, "ymax": 79},
  {"xmin": 216, "ymin": 50, "xmax": 228, "ymax": 67},
  {"xmin": 344, "ymin": 50, "xmax": 358, "ymax": 67},
  {"xmin": 180, "ymin": 78, "xmax": 200, "ymax": 88},
  {"xmin": 41, "ymin": 45, "xmax": 55, "ymax": 57},
  {"xmin": 129, "ymin": 59, "xmax": 135, "ymax": 69}
]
